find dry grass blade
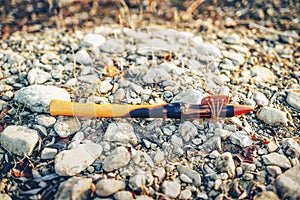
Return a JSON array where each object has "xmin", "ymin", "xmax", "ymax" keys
[{"xmin": 181, "ymin": 0, "xmax": 205, "ymax": 20}]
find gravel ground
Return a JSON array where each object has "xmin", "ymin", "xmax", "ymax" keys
[{"xmin": 0, "ymin": 0, "xmax": 300, "ymax": 199}]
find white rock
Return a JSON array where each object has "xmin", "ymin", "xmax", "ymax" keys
[
  {"xmin": 0, "ymin": 193, "xmax": 12, "ymax": 200},
  {"xmin": 114, "ymin": 191, "xmax": 133, "ymax": 200},
  {"xmin": 55, "ymin": 142, "xmax": 102, "ymax": 176},
  {"xmin": 53, "ymin": 117, "xmax": 81, "ymax": 137},
  {"xmin": 253, "ymin": 91, "xmax": 269, "ymax": 105},
  {"xmin": 35, "ymin": 115, "xmax": 56, "ymax": 127},
  {"xmin": 41, "ymin": 147, "xmax": 57, "ymax": 159},
  {"xmin": 262, "ymin": 152, "xmax": 291, "ymax": 169},
  {"xmin": 153, "ymin": 167, "xmax": 166, "ymax": 182},
  {"xmin": 27, "ymin": 68, "xmax": 51, "ymax": 84},
  {"xmin": 0, "ymin": 126, "xmax": 39, "ymax": 156},
  {"xmin": 83, "ymin": 33, "xmax": 106, "ymax": 48},
  {"xmin": 178, "ymin": 121, "xmax": 198, "ymax": 142},
  {"xmin": 251, "ymin": 66, "xmax": 276, "ymax": 83},
  {"xmin": 95, "ymin": 179, "xmax": 125, "ymax": 196},
  {"xmin": 103, "ymin": 122, "xmax": 137, "ymax": 145},
  {"xmin": 55, "ymin": 177, "xmax": 92, "ymax": 200},
  {"xmin": 99, "ymin": 80, "xmax": 113, "ymax": 93},
  {"xmin": 75, "ymin": 49, "xmax": 92, "ymax": 65},
  {"xmin": 102, "ymin": 146, "xmax": 131, "ymax": 172},
  {"xmin": 14, "ymin": 85, "xmax": 70, "ymax": 113},
  {"xmin": 222, "ymin": 50, "xmax": 245, "ymax": 65},
  {"xmin": 180, "ymin": 190, "xmax": 192, "ymax": 200},
  {"xmin": 257, "ymin": 107, "xmax": 288, "ymax": 126},
  {"xmin": 286, "ymin": 89, "xmax": 300, "ymax": 110},
  {"xmin": 162, "ymin": 181, "xmax": 181, "ymax": 199},
  {"xmin": 229, "ymin": 131, "xmax": 253, "ymax": 147},
  {"xmin": 177, "ymin": 165, "xmax": 201, "ymax": 186},
  {"xmin": 172, "ymin": 89, "xmax": 205, "ymax": 104}
]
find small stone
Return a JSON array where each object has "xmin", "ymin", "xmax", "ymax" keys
[
  {"xmin": 75, "ymin": 49, "xmax": 92, "ymax": 65},
  {"xmin": 229, "ymin": 131, "xmax": 253, "ymax": 147},
  {"xmin": 266, "ymin": 142, "xmax": 279, "ymax": 152},
  {"xmin": 41, "ymin": 147, "xmax": 58, "ymax": 159},
  {"xmin": 262, "ymin": 152, "xmax": 291, "ymax": 169},
  {"xmin": 222, "ymin": 51, "xmax": 245, "ymax": 65},
  {"xmin": 253, "ymin": 92, "xmax": 269, "ymax": 106},
  {"xmin": 172, "ymin": 89, "xmax": 205, "ymax": 104},
  {"xmin": 177, "ymin": 165, "xmax": 201, "ymax": 186},
  {"xmin": 54, "ymin": 117, "xmax": 81, "ymax": 137},
  {"xmin": 276, "ymin": 165, "xmax": 300, "ymax": 199},
  {"xmin": 103, "ymin": 122, "xmax": 137, "ymax": 145},
  {"xmin": 223, "ymin": 33, "xmax": 240, "ymax": 44},
  {"xmin": 114, "ymin": 191, "xmax": 133, "ymax": 200},
  {"xmin": 180, "ymin": 189, "xmax": 192, "ymax": 200},
  {"xmin": 77, "ymin": 75, "xmax": 99, "ymax": 84},
  {"xmin": 113, "ymin": 88, "xmax": 126, "ymax": 103},
  {"xmin": 286, "ymin": 89, "xmax": 300, "ymax": 110},
  {"xmin": 162, "ymin": 181, "xmax": 181, "ymax": 199},
  {"xmin": 143, "ymin": 68, "xmax": 171, "ymax": 84},
  {"xmin": 129, "ymin": 172, "xmax": 148, "ymax": 190},
  {"xmin": 215, "ymin": 152, "xmax": 235, "ymax": 178},
  {"xmin": 153, "ymin": 150, "xmax": 165, "ymax": 165},
  {"xmin": 178, "ymin": 121, "xmax": 198, "ymax": 142},
  {"xmin": 83, "ymin": 33, "xmax": 106, "ymax": 48},
  {"xmin": 100, "ymin": 38, "xmax": 125, "ymax": 53},
  {"xmin": 27, "ymin": 68, "xmax": 51, "ymax": 85},
  {"xmin": 170, "ymin": 135, "xmax": 183, "ymax": 147},
  {"xmin": 55, "ymin": 177, "xmax": 92, "ymax": 200},
  {"xmin": 102, "ymin": 146, "xmax": 131, "ymax": 172},
  {"xmin": 180, "ymin": 174, "xmax": 193, "ymax": 183},
  {"xmin": 14, "ymin": 85, "xmax": 70, "ymax": 113},
  {"xmin": 251, "ymin": 66, "xmax": 276, "ymax": 83},
  {"xmin": 257, "ymin": 107, "xmax": 288, "ymax": 126},
  {"xmin": 95, "ymin": 179, "xmax": 125, "ymax": 196},
  {"xmin": 35, "ymin": 115, "xmax": 56, "ymax": 127},
  {"xmin": 153, "ymin": 167, "xmax": 166, "ymax": 182},
  {"xmin": 55, "ymin": 142, "xmax": 102, "ymax": 176},
  {"xmin": 253, "ymin": 191, "xmax": 279, "ymax": 200},
  {"xmin": 98, "ymin": 80, "xmax": 113, "ymax": 93},
  {"xmin": 0, "ymin": 126, "xmax": 39, "ymax": 156},
  {"xmin": 135, "ymin": 195, "xmax": 153, "ymax": 200}
]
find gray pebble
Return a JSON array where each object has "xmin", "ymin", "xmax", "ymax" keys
[
  {"xmin": 114, "ymin": 191, "xmax": 133, "ymax": 200},
  {"xmin": 172, "ymin": 89, "xmax": 205, "ymax": 104},
  {"xmin": 276, "ymin": 165, "xmax": 300, "ymax": 199},
  {"xmin": 113, "ymin": 88, "xmax": 126, "ymax": 103},
  {"xmin": 14, "ymin": 85, "xmax": 70, "ymax": 113},
  {"xmin": 55, "ymin": 142, "xmax": 102, "ymax": 176},
  {"xmin": 95, "ymin": 179, "xmax": 125, "ymax": 197},
  {"xmin": 253, "ymin": 91, "xmax": 269, "ymax": 106},
  {"xmin": 143, "ymin": 68, "xmax": 171, "ymax": 84},
  {"xmin": 103, "ymin": 122, "xmax": 137, "ymax": 145},
  {"xmin": 75, "ymin": 49, "xmax": 92, "ymax": 65},
  {"xmin": 41, "ymin": 147, "xmax": 57, "ymax": 159},
  {"xmin": 180, "ymin": 174, "xmax": 193, "ymax": 183},
  {"xmin": 178, "ymin": 121, "xmax": 198, "ymax": 142},
  {"xmin": 286, "ymin": 89, "xmax": 300, "ymax": 110},
  {"xmin": 100, "ymin": 38, "xmax": 125, "ymax": 53},
  {"xmin": 102, "ymin": 146, "xmax": 131, "ymax": 172},
  {"xmin": 83, "ymin": 33, "xmax": 106, "ymax": 48},
  {"xmin": 129, "ymin": 172, "xmax": 147, "ymax": 190},
  {"xmin": 55, "ymin": 177, "xmax": 92, "ymax": 200},
  {"xmin": 257, "ymin": 107, "xmax": 288, "ymax": 126},
  {"xmin": 35, "ymin": 115, "xmax": 56, "ymax": 127},
  {"xmin": 177, "ymin": 165, "xmax": 201, "ymax": 186},
  {"xmin": 54, "ymin": 117, "xmax": 81, "ymax": 137},
  {"xmin": 222, "ymin": 50, "xmax": 245, "ymax": 65},
  {"xmin": 223, "ymin": 33, "xmax": 240, "ymax": 44},
  {"xmin": 170, "ymin": 135, "xmax": 183, "ymax": 148},
  {"xmin": 99, "ymin": 80, "xmax": 113, "ymax": 93},
  {"xmin": 262, "ymin": 152, "xmax": 291, "ymax": 169},
  {"xmin": 153, "ymin": 167, "xmax": 166, "ymax": 182},
  {"xmin": 180, "ymin": 189, "xmax": 192, "ymax": 200},
  {"xmin": 229, "ymin": 131, "xmax": 253, "ymax": 147},
  {"xmin": 251, "ymin": 66, "xmax": 276, "ymax": 83},
  {"xmin": 0, "ymin": 125, "xmax": 40, "ymax": 156},
  {"xmin": 162, "ymin": 181, "xmax": 181, "ymax": 199},
  {"xmin": 27, "ymin": 68, "xmax": 51, "ymax": 84}
]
